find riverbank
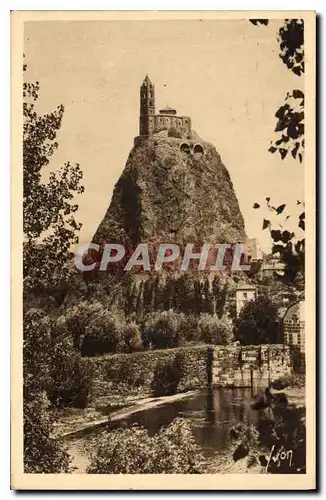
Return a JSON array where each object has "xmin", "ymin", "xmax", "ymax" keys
[
  {"xmin": 55, "ymin": 379, "xmax": 305, "ymax": 438},
  {"xmin": 54, "ymin": 390, "xmax": 149, "ymax": 437},
  {"xmin": 60, "ymin": 383, "xmax": 305, "ymax": 474},
  {"xmin": 58, "ymin": 390, "xmax": 197, "ymax": 438}
]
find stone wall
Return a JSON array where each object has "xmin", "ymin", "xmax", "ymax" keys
[
  {"xmin": 87, "ymin": 344, "xmax": 297, "ymax": 404},
  {"xmin": 209, "ymin": 344, "xmax": 296, "ymax": 388}
]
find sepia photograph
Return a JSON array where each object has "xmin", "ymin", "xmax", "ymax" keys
[{"xmin": 11, "ymin": 10, "xmax": 316, "ymax": 490}]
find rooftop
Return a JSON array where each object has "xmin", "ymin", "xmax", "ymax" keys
[
  {"xmin": 142, "ymin": 74, "xmax": 153, "ymax": 85},
  {"xmin": 236, "ymin": 283, "xmax": 256, "ymax": 290}
]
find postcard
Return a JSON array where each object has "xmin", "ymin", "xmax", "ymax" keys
[{"xmin": 11, "ymin": 10, "xmax": 316, "ymax": 490}]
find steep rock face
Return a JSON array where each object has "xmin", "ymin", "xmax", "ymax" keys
[{"xmin": 93, "ymin": 134, "xmax": 246, "ymax": 247}]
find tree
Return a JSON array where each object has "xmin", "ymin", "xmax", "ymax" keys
[
  {"xmin": 122, "ymin": 322, "xmax": 143, "ymax": 352},
  {"xmin": 23, "ymin": 62, "xmax": 84, "ymax": 472},
  {"xmin": 268, "ymin": 19, "xmax": 304, "ymax": 162},
  {"xmin": 62, "ymin": 300, "xmax": 108, "ymax": 349},
  {"xmin": 142, "ymin": 310, "xmax": 185, "ymax": 349},
  {"xmin": 23, "ymin": 60, "xmax": 84, "ymax": 304},
  {"xmin": 23, "ymin": 309, "xmax": 92, "ymax": 472},
  {"xmin": 23, "ymin": 310, "xmax": 71, "ymax": 472},
  {"xmin": 48, "ymin": 337, "xmax": 93, "ymax": 408},
  {"xmin": 250, "ymin": 20, "xmax": 305, "ymax": 283},
  {"xmin": 81, "ymin": 308, "xmax": 122, "ymax": 356},
  {"xmin": 24, "ymin": 392, "xmax": 70, "ymax": 473},
  {"xmin": 234, "ymin": 296, "xmax": 280, "ymax": 345},
  {"xmin": 197, "ymin": 313, "xmax": 233, "ymax": 345},
  {"xmin": 254, "ymin": 197, "xmax": 305, "ymax": 284},
  {"xmin": 151, "ymin": 358, "xmax": 183, "ymax": 397}
]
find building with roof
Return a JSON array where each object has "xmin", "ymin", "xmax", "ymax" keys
[
  {"xmin": 236, "ymin": 283, "xmax": 257, "ymax": 316},
  {"xmin": 139, "ymin": 75, "xmax": 192, "ymax": 138}
]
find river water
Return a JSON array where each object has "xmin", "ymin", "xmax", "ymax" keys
[{"xmin": 66, "ymin": 387, "xmax": 262, "ymax": 473}]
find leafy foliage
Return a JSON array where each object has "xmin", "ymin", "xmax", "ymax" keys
[
  {"xmin": 122, "ymin": 322, "xmax": 143, "ymax": 352},
  {"xmin": 167, "ymin": 126, "xmax": 183, "ymax": 138},
  {"xmin": 234, "ymin": 295, "xmax": 281, "ymax": 345},
  {"xmin": 23, "ymin": 310, "xmax": 92, "ymax": 473},
  {"xmin": 87, "ymin": 418, "xmax": 206, "ymax": 474},
  {"xmin": 24, "ymin": 309, "xmax": 93, "ymax": 408},
  {"xmin": 48, "ymin": 338, "xmax": 93, "ymax": 408},
  {"xmin": 269, "ymin": 90, "xmax": 304, "ymax": 162},
  {"xmin": 229, "ymin": 390, "xmax": 306, "ymax": 473},
  {"xmin": 81, "ymin": 308, "xmax": 122, "ymax": 356},
  {"xmin": 124, "ymin": 273, "xmax": 231, "ymax": 319},
  {"xmin": 249, "ymin": 19, "xmax": 269, "ymax": 26},
  {"xmin": 23, "ymin": 63, "xmax": 85, "ymax": 472},
  {"xmin": 142, "ymin": 310, "xmax": 185, "ymax": 349},
  {"xmin": 250, "ymin": 19, "xmax": 305, "ymax": 281},
  {"xmin": 23, "ymin": 62, "xmax": 84, "ymax": 296},
  {"xmin": 250, "ymin": 18, "xmax": 304, "ymax": 75},
  {"xmin": 62, "ymin": 301, "xmax": 143, "ymax": 355},
  {"xmin": 197, "ymin": 313, "xmax": 233, "ymax": 345},
  {"xmin": 24, "ymin": 392, "xmax": 70, "ymax": 473},
  {"xmin": 91, "ymin": 346, "xmax": 207, "ymax": 398},
  {"xmin": 151, "ymin": 355, "xmax": 184, "ymax": 396},
  {"xmin": 250, "ymin": 19, "xmax": 305, "ymax": 163},
  {"xmin": 255, "ymin": 197, "xmax": 305, "ymax": 284},
  {"xmin": 278, "ymin": 20, "xmax": 304, "ymax": 76},
  {"xmin": 270, "ymin": 374, "xmax": 305, "ymax": 391},
  {"xmin": 23, "ymin": 310, "xmax": 69, "ymax": 472}
]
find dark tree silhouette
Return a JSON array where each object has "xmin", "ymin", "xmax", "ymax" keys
[
  {"xmin": 23, "ymin": 60, "xmax": 84, "ymax": 472},
  {"xmin": 249, "ymin": 19, "xmax": 269, "ymax": 26},
  {"xmin": 23, "ymin": 58, "xmax": 84, "ymax": 305},
  {"xmin": 234, "ymin": 296, "xmax": 280, "ymax": 345},
  {"xmin": 250, "ymin": 20, "xmax": 305, "ymax": 284},
  {"xmin": 279, "ymin": 19, "xmax": 304, "ymax": 76}
]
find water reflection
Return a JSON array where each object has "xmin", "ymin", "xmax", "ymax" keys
[
  {"xmin": 67, "ymin": 388, "xmax": 260, "ymax": 472},
  {"xmin": 120, "ymin": 388, "xmax": 258, "ymax": 458}
]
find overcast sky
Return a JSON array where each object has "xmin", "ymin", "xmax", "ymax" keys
[{"xmin": 24, "ymin": 19, "xmax": 304, "ymax": 252}]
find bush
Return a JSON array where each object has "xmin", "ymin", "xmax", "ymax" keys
[
  {"xmin": 270, "ymin": 374, "xmax": 305, "ymax": 391},
  {"xmin": 87, "ymin": 418, "xmax": 206, "ymax": 473},
  {"xmin": 142, "ymin": 311, "xmax": 185, "ymax": 349},
  {"xmin": 197, "ymin": 313, "xmax": 233, "ymax": 344},
  {"xmin": 122, "ymin": 322, "xmax": 143, "ymax": 352},
  {"xmin": 81, "ymin": 309, "xmax": 122, "ymax": 356},
  {"xmin": 168, "ymin": 127, "xmax": 183, "ymax": 138},
  {"xmin": 23, "ymin": 309, "xmax": 52, "ymax": 394},
  {"xmin": 151, "ymin": 357, "xmax": 183, "ymax": 396},
  {"xmin": 180, "ymin": 314, "xmax": 201, "ymax": 343},
  {"xmin": 23, "ymin": 310, "xmax": 71, "ymax": 473},
  {"xmin": 48, "ymin": 338, "xmax": 93, "ymax": 408},
  {"xmin": 229, "ymin": 392, "xmax": 306, "ymax": 473},
  {"xmin": 62, "ymin": 301, "xmax": 106, "ymax": 349},
  {"xmin": 24, "ymin": 309, "xmax": 93, "ymax": 409},
  {"xmin": 64, "ymin": 303, "xmax": 143, "ymax": 356},
  {"xmin": 24, "ymin": 392, "xmax": 70, "ymax": 473}
]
